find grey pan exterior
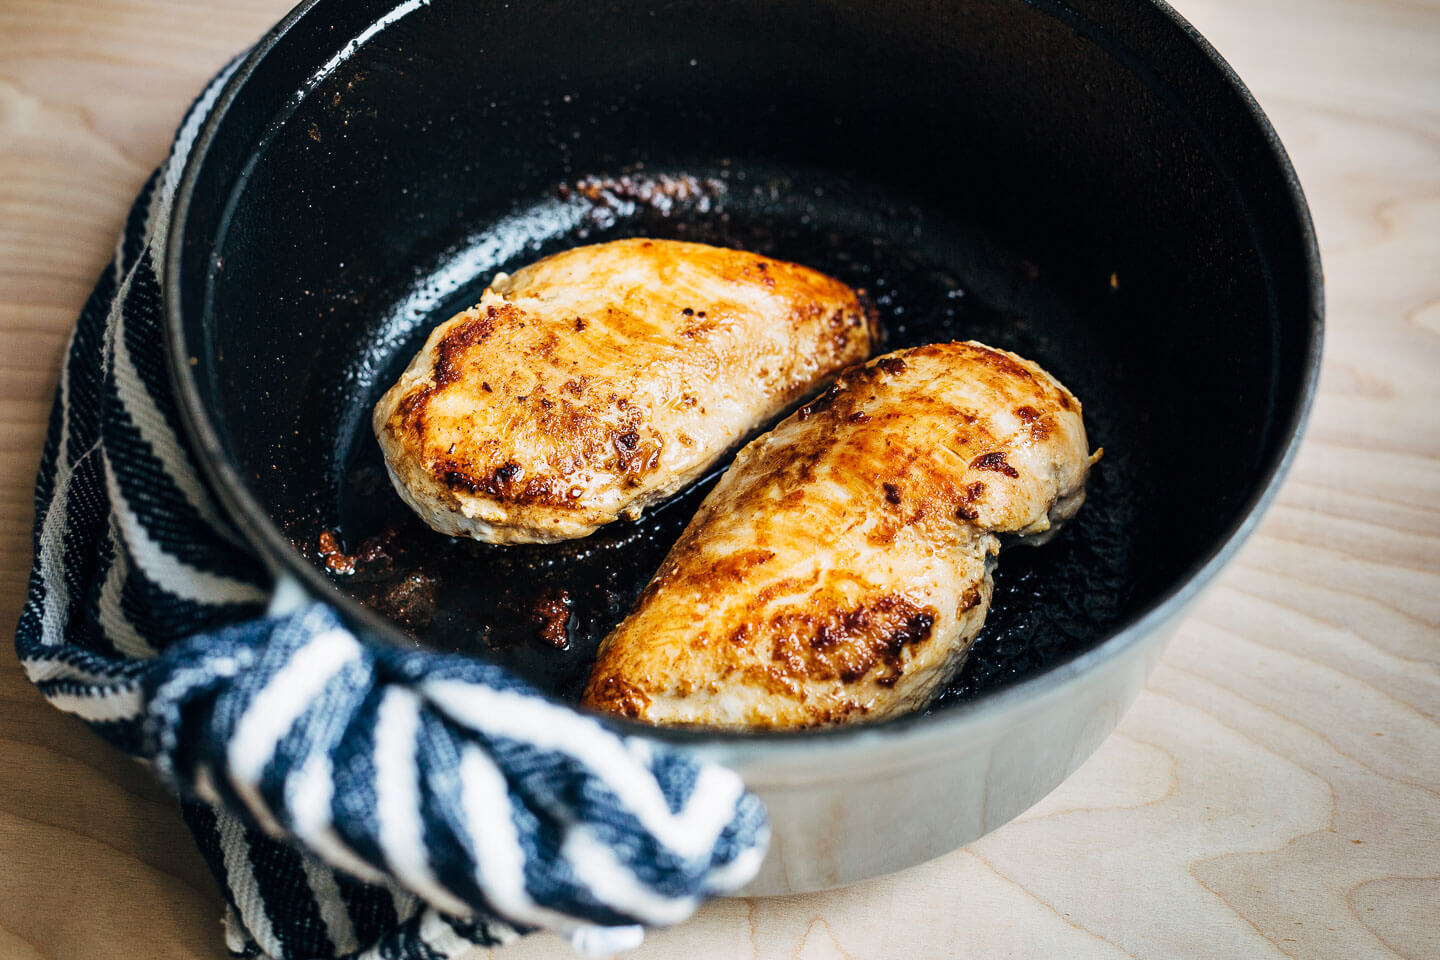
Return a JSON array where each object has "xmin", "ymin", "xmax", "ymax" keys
[{"xmin": 164, "ymin": 0, "xmax": 1324, "ymax": 895}]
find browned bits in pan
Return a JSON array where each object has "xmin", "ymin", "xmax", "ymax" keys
[
  {"xmin": 532, "ymin": 589, "xmax": 574, "ymax": 650},
  {"xmin": 317, "ymin": 529, "xmax": 356, "ymax": 575}
]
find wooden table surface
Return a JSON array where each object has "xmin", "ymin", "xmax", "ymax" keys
[{"xmin": 1, "ymin": 0, "xmax": 1436, "ymax": 957}]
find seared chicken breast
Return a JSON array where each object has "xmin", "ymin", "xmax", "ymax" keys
[
  {"xmin": 582, "ymin": 341, "xmax": 1096, "ymax": 728},
  {"xmin": 373, "ymin": 238, "xmax": 875, "ymax": 544}
]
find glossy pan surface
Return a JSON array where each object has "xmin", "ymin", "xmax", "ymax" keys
[{"xmin": 166, "ymin": 0, "xmax": 1321, "ymax": 891}]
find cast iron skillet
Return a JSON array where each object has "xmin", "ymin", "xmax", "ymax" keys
[{"xmin": 165, "ymin": 0, "xmax": 1321, "ymax": 890}]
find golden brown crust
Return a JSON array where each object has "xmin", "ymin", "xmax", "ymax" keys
[
  {"xmin": 373, "ymin": 238, "xmax": 875, "ymax": 543},
  {"xmin": 582, "ymin": 340, "xmax": 1092, "ymax": 729}
]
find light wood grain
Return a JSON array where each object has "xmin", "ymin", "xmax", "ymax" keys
[{"xmin": 1, "ymin": 0, "xmax": 1436, "ymax": 958}]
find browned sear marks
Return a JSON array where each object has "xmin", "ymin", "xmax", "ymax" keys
[
  {"xmin": 583, "ymin": 340, "xmax": 1093, "ymax": 728},
  {"xmin": 584, "ymin": 674, "xmax": 652, "ymax": 719},
  {"xmin": 956, "ymin": 480, "xmax": 987, "ymax": 521},
  {"xmin": 373, "ymin": 237, "xmax": 874, "ymax": 544},
  {"xmin": 971, "ymin": 450, "xmax": 1020, "ymax": 478},
  {"xmin": 769, "ymin": 595, "xmax": 936, "ymax": 690}
]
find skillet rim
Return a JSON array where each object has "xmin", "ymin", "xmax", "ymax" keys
[{"xmin": 163, "ymin": 0, "xmax": 1325, "ymax": 763}]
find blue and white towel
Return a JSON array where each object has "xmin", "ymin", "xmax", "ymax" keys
[{"xmin": 14, "ymin": 59, "xmax": 767, "ymax": 960}]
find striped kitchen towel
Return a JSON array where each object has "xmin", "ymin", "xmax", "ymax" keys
[{"xmin": 13, "ymin": 56, "xmax": 767, "ymax": 960}]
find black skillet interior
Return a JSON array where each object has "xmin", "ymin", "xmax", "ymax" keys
[{"xmin": 175, "ymin": 0, "xmax": 1317, "ymax": 713}]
